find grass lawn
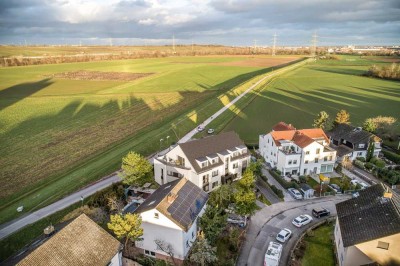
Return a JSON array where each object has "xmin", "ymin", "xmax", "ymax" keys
[
  {"xmin": 302, "ymin": 224, "xmax": 335, "ymax": 266},
  {"xmin": 220, "ymin": 55, "xmax": 400, "ymax": 144},
  {"xmin": 0, "ymin": 55, "xmax": 301, "ymax": 225}
]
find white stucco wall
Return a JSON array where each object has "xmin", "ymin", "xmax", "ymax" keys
[{"xmin": 109, "ymin": 252, "xmax": 122, "ymax": 266}]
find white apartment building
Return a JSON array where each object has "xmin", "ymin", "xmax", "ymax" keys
[
  {"xmin": 131, "ymin": 178, "xmax": 208, "ymax": 265},
  {"xmin": 154, "ymin": 131, "xmax": 251, "ymax": 193},
  {"xmin": 259, "ymin": 122, "xmax": 337, "ymax": 176}
]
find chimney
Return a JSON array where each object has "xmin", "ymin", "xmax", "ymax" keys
[{"xmin": 167, "ymin": 193, "xmax": 177, "ymax": 204}]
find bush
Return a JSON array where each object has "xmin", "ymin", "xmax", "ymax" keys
[
  {"xmin": 383, "ymin": 150, "xmax": 400, "ymax": 164},
  {"xmin": 373, "ymin": 159, "xmax": 386, "ymax": 168},
  {"xmin": 269, "ymin": 170, "xmax": 291, "ymax": 189},
  {"xmin": 356, "ymin": 157, "xmax": 366, "ymax": 162},
  {"xmin": 299, "ymin": 175, "xmax": 307, "ymax": 183},
  {"xmin": 353, "ymin": 160, "xmax": 365, "ymax": 170},
  {"xmin": 335, "ymin": 163, "xmax": 343, "ymax": 174},
  {"xmin": 270, "ymin": 185, "xmax": 284, "ymax": 199},
  {"xmin": 365, "ymin": 162, "xmax": 375, "ymax": 170}
]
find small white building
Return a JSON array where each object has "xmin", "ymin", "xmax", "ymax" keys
[
  {"xmin": 131, "ymin": 178, "xmax": 208, "ymax": 265},
  {"xmin": 299, "ymin": 183, "xmax": 315, "ymax": 199},
  {"xmin": 259, "ymin": 122, "xmax": 337, "ymax": 176},
  {"xmin": 17, "ymin": 214, "xmax": 122, "ymax": 266},
  {"xmin": 154, "ymin": 131, "xmax": 251, "ymax": 193}
]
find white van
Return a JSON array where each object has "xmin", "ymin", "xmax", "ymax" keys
[{"xmin": 264, "ymin": 241, "xmax": 283, "ymax": 266}]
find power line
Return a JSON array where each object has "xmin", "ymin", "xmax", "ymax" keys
[
  {"xmin": 311, "ymin": 32, "xmax": 318, "ymax": 57},
  {"xmin": 272, "ymin": 33, "xmax": 277, "ymax": 56},
  {"xmin": 172, "ymin": 34, "xmax": 176, "ymax": 54}
]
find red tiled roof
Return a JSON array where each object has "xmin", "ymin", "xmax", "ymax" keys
[
  {"xmin": 272, "ymin": 122, "xmax": 296, "ymax": 131},
  {"xmin": 292, "ymin": 131, "xmax": 315, "ymax": 148},
  {"xmin": 270, "ymin": 127, "xmax": 329, "ymax": 148},
  {"xmin": 298, "ymin": 128, "xmax": 329, "ymax": 142}
]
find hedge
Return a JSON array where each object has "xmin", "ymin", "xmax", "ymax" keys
[
  {"xmin": 268, "ymin": 170, "xmax": 299, "ymax": 189},
  {"xmin": 270, "ymin": 185, "xmax": 284, "ymax": 199},
  {"xmin": 382, "ymin": 150, "xmax": 400, "ymax": 164}
]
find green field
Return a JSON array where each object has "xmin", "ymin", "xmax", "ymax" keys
[
  {"xmin": 221, "ymin": 55, "xmax": 400, "ymax": 143},
  {"xmin": 301, "ymin": 224, "xmax": 335, "ymax": 266},
  {"xmin": 0, "ymin": 55, "xmax": 301, "ymax": 224}
]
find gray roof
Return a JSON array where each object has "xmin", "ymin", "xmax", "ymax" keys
[
  {"xmin": 330, "ymin": 144, "xmax": 353, "ymax": 157},
  {"xmin": 327, "ymin": 124, "xmax": 380, "ymax": 148},
  {"xmin": 336, "ymin": 184, "xmax": 400, "ymax": 247},
  {"xmin": 132, "ymin": 179, "xmax": 208, "ymax": 231},
  {"xmin": 299, "ymin": 183, "xmax": 313, "ymax": 191},
  {"xmin": 179, "ymin": 131, "xmax": 247, "ymax": 173}
]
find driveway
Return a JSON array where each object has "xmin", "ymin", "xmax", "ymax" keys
[
  {"xmin": 261, "ymin": 167, "xmax": 294, "ymax": 202},
  {"xmin": 256, "ymin": 179, "xmax": 281, "ymax": 204},
  {"xmin": 237, "ymin": 195, "xmax": 350, "ymax": 266}
]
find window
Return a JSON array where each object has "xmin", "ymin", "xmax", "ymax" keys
[
  {"xmin": 316, "ymin": 148, "xmax": 320, "ymax": 154},
  {"xmin": 306, "ymin": 151, "xmax": 310, "ymax": 155},
  {"xmin": 305, "ymin": 160, "xmax": 309, "ymax": 164},
  {"xmin": 186, "ymin": 240, "xmax": 190, "ymax": 248},
  {"xmin": 359, "ymin": 144, "xmax": 365, "ymax": 148},
  {"xmin": 192, "ymin": 231, "xmax": 195, "ymax": 239},
  {"xmin": 288, "ymin": 160, "xmax": 292, "ymax": 165},
  {"xmin": 233, "ymin": 163, "xmax": 238, "ymax": 169},
  {"xmin": 329, "ymin": 156, "xmax": 333, "ymax": 161},
  {"xmin": 203, "ymin": 174, "xmax": 209, "ymax": 184},
  {"xmin": 144, "ymin": 250, "xmax": 156, "ymax": 257},
  {"xmin": 377, "ymin": 241, "xmax": 389, "ymax": 250},
  {"xmin": 315, "ymin": 158, "xmax": 318, "ymax": 163},
  {"xmin": 212, "ymin": 181, "xmax": 219, "ymax": 188},
  {"xmin": 271, "ymin": 152, "xmax": 273, "ymax": 155},
  {"xmin": 154, "ymin": 213, "xmax": 159, "ymax": 219},
  {"xmin": 212, "ymin": 170, "xmax": 218, "ymax": 177},
  {"xmin": 357, "ymin": 152, "xmax": 362, "ymax": 156},
  {"xmin": 201, "ymin": 161, "xmax": 208, "ymax": 167},
  {"xmin": 324, "ymin": 156, "xmax": 328, "ymax": 162},
  {"xmin": 303, "ymin": 168, "xmax": 307, "ymax": 174},
  {"xmin": 268, "ymin": 139, "xmax": 270, "ymax": 143},
  {"xmin": 203, "ymin": 184, "xmax": 209, "ymax": 192},
  {"xmin": 233, "ymin": 151, "xmax": 239, "ymax": 157},
  {"xmin": 293, "ymin": 160, "xmax": 297, "ymax": 164}
]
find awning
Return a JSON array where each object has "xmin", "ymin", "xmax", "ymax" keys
[{"xmin": 319, "ymin": 174, "xmax": 329, "ymax": 182}]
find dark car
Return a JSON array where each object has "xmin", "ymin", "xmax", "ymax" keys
[{"xmin": 312, "ymin": 207, "xmax": 330, "ymax": 218}]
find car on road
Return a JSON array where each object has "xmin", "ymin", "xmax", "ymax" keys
[
  {"xmin": 288, "ymin": 188, "xmax": 303, "ymax": 200},
  {"xmin": 207, "ymin": 128, "xmax": 215, "ymax": 134},
  {"xmin": 264, "ymin": 241, "xmax": 282, "ymax": 266},
  {"xmin": 292, "ymin": 214, "xmax": 313, "ymax": 227},
  {"xmin": 359, "ymin": 182, "xmax": 369, "ymax": 189},
  {"xmin": 197, "ymin": 126, "xmax": 204, "ymax": 132},
  {"xmin": 328, "ymin": 183, "xmax": 342, "ymax": 193},
  {"xmin": 312, "ymin": 207, "xmax": 330, "ymax": 218},
  {"xmin": 350, "ymin": 179, "xmax": 359, "ymax": 187},
  {"xmin": 276, "ymin": 228, "xmax": 292, "ymax": 243}
]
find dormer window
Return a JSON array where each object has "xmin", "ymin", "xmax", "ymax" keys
[
  {"xmin": 233, "ymin": 151, "xmax": 239, "ymax": 157},
  {"xmin": 154, "ymin": 213, "xmax": 159, "ymax": 219},
  {"xmin": 358, "ymin": 144, "xmax": 365, "ymax": 148},
  {"xmin": 202, "ymin": 161, "xmax": 208, "ymax": 167}
]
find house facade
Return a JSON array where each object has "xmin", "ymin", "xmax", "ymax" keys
[
  {"xmin": 131, "ymin": 179, "xmax": 208, "ymax": 265},
  {"xmin": 154, "ymin": 131, "xmax": 251, "ymax": 193},
  {"xmin": 327, "ymin": 124, "xmax": 382, "ymax": 162},
  {"xmin": 335, "ymin": 184, "xmax": 400, "ymax": 266},
  {"xmin": 259, "ymin": 122, "xmax": 337, "ymax": 176}
]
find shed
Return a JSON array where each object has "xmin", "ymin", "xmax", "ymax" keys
[{"xmin": 299, "ymin": 183, "xmax": 315, "ymax": 199}]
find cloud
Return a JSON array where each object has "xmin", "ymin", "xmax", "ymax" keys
[{"xmin": 0, "ymin": 0, "xmax": 398, "ymax": 45}]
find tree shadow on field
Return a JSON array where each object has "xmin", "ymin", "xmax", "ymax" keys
[
  {"xmin": 0, "ymin": 79, "xmax": 53, "ymax": 111},
  {"xmin": 310, "ymin": 66, "xmax": 366, "ymax": 76}
]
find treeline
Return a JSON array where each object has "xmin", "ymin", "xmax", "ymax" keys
[
  {"xmin": 0, "ymin": 45, "xmax": 324, "ymax": 67},
  {"xmin": 365, "ymin": 63, "xmax": 400, "ymax": 80}
]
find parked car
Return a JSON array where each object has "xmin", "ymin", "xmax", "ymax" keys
[
  {"xmin": 292, "ymin": 214, "xmax": 313, "ymax": 227},
  {"xmin": 359, "ymin": 182, "xmax": 369, "ymax": 189},
  {"xmin": 288, "ymin": 188, "xmax": 303, "ymax": 200},
  {"xmin": 197, "ymin": 126, "xmax": 204, "ymax": 132},
  {"xmin": 207, "ymin": 128, "xmax": 215, "ymax": 134},
  {"xmin": 350, "ymin": 179, "xmax": 359, "ymax": 187},
  {"xmin": 264, "ymin": 241, "xmax": 282, "ymax": 266},
  {"xmin": 312, "ymin": 207, "xmax": 330, "ymax": 218},
  {"xmin": 328, "ymin": 184, "xmax": 342, "ymax": 193},
  {"xmin": 276, "ymin": 228, "xmax": 292, "ymax": 243}
]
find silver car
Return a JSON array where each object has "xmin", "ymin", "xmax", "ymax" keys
[
  {"xmin": 276, "ymin": 228, "xmax": 292, "ymax": 243},
  {"xmin": 288, "ymin": 188, "xmax": 303, "ymax": 200}
]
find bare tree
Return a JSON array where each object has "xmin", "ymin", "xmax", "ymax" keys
[{"xmin": 154, "ymin": 239, "xmax": 177, "ymax": 266}]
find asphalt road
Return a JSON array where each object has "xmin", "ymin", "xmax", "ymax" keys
[
  {"xmin": 256, "ymin": 179, "xmax": 281, "ymax": 204},
  {"xmin": 238, "ymin": 195, "xmax": 350, "ymax": 266}
]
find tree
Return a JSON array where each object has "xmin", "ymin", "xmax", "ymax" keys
[
  {"xmin": 108, "ymin": 213, "xmax": 143, "ymax": 247},
  {"xmin": 199, "ymin": 206, "xmax": 227, "ymax": 243},
  {"xmin": 120, "ymin": 151, "xmax": 152, "ymax": 185},
  {"xmin": 233, "ymin": 168, "xmax": 257, "ymax": 217},
  {"xmin": 362, "ymin": 118, "xmax": 377, "ymax": 132},
  {"xmin": 208, "ymin": 184, "xmax": 233, "ymax": 209},
  {"xmin": 366, "ymin": 139, "xmax": 375, "ymax": 162},
  {"xmin": 334, "ymin": 109, "xmax": 350, "ymax": 125},
  {"xmin": 154, "ymin": 239, "xmax": 177, "ymax": 266},
  {"xmin": 107, "ymin": 194, "xmax": 124, "ymax": 213},
  {"xmin": 313, "ymin": 111, "xmax": 329, "ymax": 129},
  {"xmin": 189, "ymin": 232, "xmax": 217, "ymax": 266}
]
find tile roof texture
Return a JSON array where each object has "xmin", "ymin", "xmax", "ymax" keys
[
  {"xmin": 133, "ymin": 179, "xmax": 208, "ymax": 232},
  {"xmin": 179, "ymin": 131, "xmax": 247, "ymax": 173},
  {"xmin": 336, "ymin": 184, "xmax": 400, "ymax": 247},
  {"xmin": 270, "ymin": 127, "xmax": 329, "ymax": 148},
  {"xmin": 328, "ymin": 124, "xmax": 381, "ymax": 146},
  {"xmin": 272, "ymin": 122, "xmax": 296, "ymax": 131},
  {"xmin": 17, "ymin": 214, "xmax": 121, "ymax": 266}
]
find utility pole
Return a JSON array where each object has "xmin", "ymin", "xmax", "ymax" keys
[
  {"xmin": 110, "ymin": 38, "xmax": 113, "ymax": 47},
  {"xmin": 253, "ymin": 39, "xmax": 257, "ymax": 54},
  {"xmin": 272, "ymin": 33, "xmax": 277, "ymax": 56},
  {"xmin": 172, "ymin": 34, "xmax": 176, "ymax": 54},
  {"xmin": 311, "ymin": 32, "xmax": 317, "ymax": 58}
]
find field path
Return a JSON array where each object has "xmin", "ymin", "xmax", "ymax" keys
[{"xmin": 0, "ymin": 58, "xmax": 309, "ymax": 241}]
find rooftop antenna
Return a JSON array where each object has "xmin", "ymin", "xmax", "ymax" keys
[
  {"xmin": 311, "ymin": 31, "xmax": 318, "ymax": 57},
  {"xmin": 272, "ymin": 33, "xmax": 277, "ymax": 56}
]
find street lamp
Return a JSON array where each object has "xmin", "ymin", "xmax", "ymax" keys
[
  {"xmin": 320, "ymin": 181, "xmax": 324, "ymax": 197},
  {"xmin": 166, "ymin": 136, "xmax": 170, "ymax": 151},
  {"xmin": 160, "ymin": 138, "xmax": 164, "ymax": 151}
]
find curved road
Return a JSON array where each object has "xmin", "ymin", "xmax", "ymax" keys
[
  {"xmin": 0, "ymin": 59, "xmax": 309, "ymax": 241},
  {"xmin": 237, "ymin": 195, "xmax": 350, "ymax": 266}
]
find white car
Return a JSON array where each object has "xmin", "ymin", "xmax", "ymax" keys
[
  {"xmin": 264, "ymin": 241, "xmax": 282, "ymax": 266},
  {"xmin": 197, "ymin": 126, "xmax": 204, "ymax": 132},
  {"xmin": 288, "ymin": 188, "xmax": 303, "ymax": 200},
  {"xmin": 207, "ymin": 128, "xmax": 215, "ymax": 134},
  {"xmin": 350, "ymin": 179, "xmax": 359, "ymax": 187},
  {"xmin": 276, "ymin": 228, "xmax": 292, "ymax": 243},
  {"xmin": 292, "ymin": 214, "xmax": 313, "ymax": 227}
]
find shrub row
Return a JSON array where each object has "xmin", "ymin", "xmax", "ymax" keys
[
  {"xmin": 270, "ymin": 185, "xmax": 284, "ymax": 199},
  {"xmin": 383, "ymin": 150, "xmax": 400, "ymax": 164},
  {"xmin": 269, "ymin": 170, "xmax": 299, "ymax": 189}
]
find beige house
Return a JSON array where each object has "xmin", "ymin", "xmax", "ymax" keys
[
  {"xmin": 335, "ymin": 184, "xmax": 400, "ymax": 266},
  {"xmin": 17, "ymin": 214, "xmax": 122, "ymax": 266}
]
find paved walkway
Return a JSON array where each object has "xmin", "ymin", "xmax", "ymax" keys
[
  {"xmin": 261, "ymin": 167, "xmax": 294, "ymax": 202},
  {"xmin": 237, "ymin": 195, "xmax": 350, "ymax": 266},
  {"xmin": 0, "ymin": 59, "xmax": 308, "ymax": 241},
  {"xmin": 256, "ymin": 179, "xmax": 281, "ymax": 204}
]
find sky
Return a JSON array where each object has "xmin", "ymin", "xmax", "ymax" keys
[{"xmin": 0, "ymin": 0, "xmax": 399, "ymax": 46}]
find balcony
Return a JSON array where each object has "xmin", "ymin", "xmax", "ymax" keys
[
  {"xmin": 279, "ymin": 148, "xmax": 300, "ymax": 156},
  {"xmin": 156, "ymin": 156, "xmax": 191, "ymax": 170}
]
